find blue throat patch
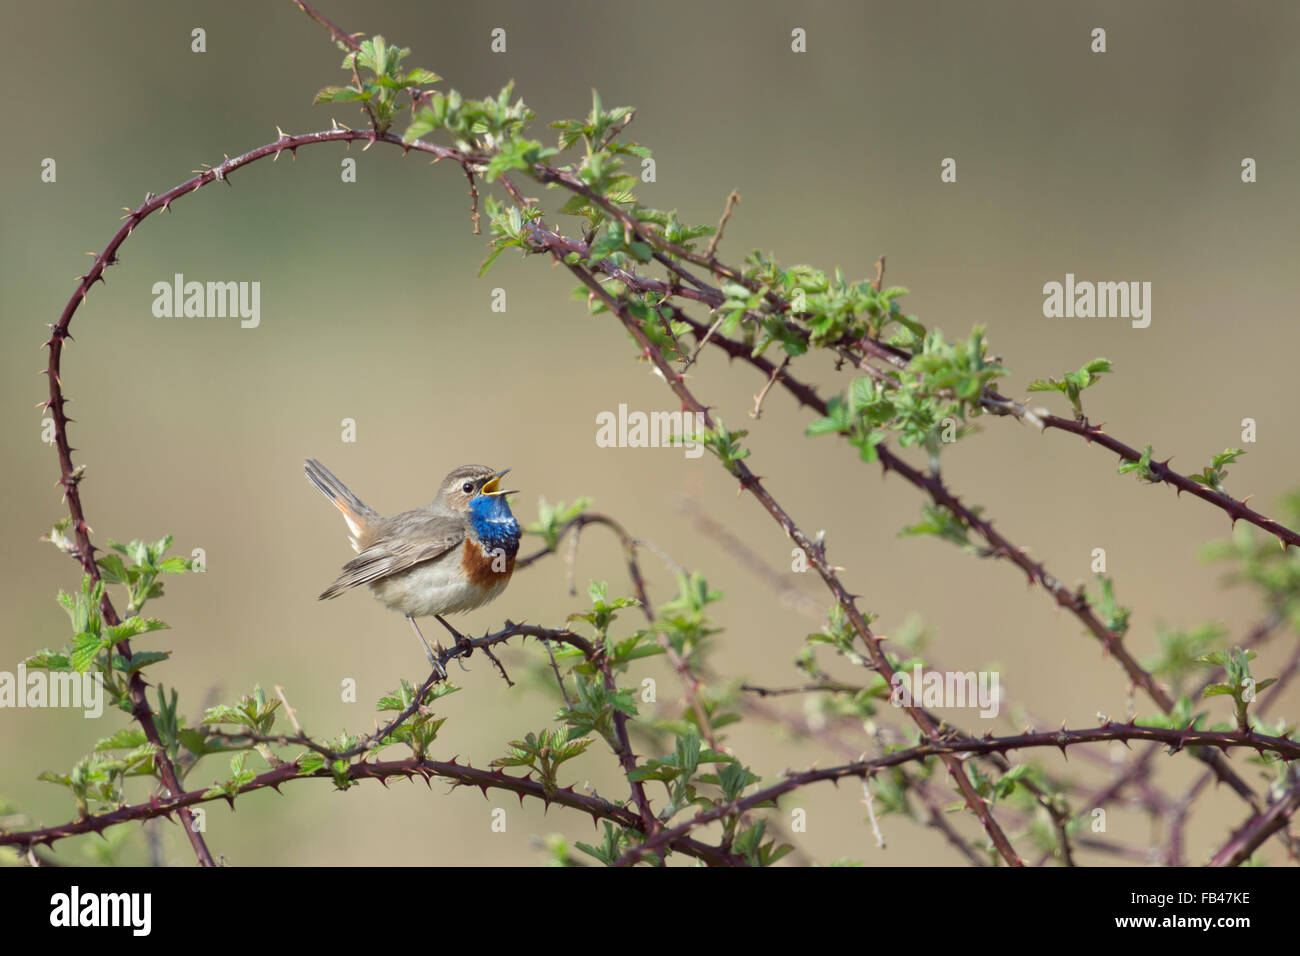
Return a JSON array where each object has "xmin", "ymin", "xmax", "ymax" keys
[{"xmin": 468, "ymin": 494, "xmax": 521, "ymax": 557}]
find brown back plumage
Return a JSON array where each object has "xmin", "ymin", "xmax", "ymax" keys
[{"xmin": 306, "ymin": 460, "xmax": 502, "ymax": 600}]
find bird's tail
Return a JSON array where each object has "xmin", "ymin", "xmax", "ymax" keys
[{"xmin": 304, "ymin": 458, "xmax": 379, "ymax": 552}]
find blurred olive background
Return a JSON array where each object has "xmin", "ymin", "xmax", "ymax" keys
[{"xmin": 2, "ymin": 0, "xmax": 1298, "ymax": 867}]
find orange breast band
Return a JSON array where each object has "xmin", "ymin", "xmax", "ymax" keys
[{"xmin": 461, "ymin": 538, "xmax": 515, "ymax": 588}]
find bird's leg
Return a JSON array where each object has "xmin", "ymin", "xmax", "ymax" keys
[
  {"xmin": 435, "ymin": 614, "xmax": 475, "ymax": 666},
  {"xmin": 407, "ymin": 616, "xmax": 447, "ymax": 679}
]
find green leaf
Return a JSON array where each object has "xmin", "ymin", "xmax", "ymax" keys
[
  {"xmin": 404, "ymin": 107, "xmax": 439, "ymax": 142},
  {"xmin": 70, "ymin": 633, "xmax": 107, "ymax": 672},
  {"xmin": 401, "ymin": 68, "xmax": 442, "ymax": 86},
  {"xmin": 1117, "ymin": 444, "xmax": 1158, "ymax": 483},
  {"xmin": 1027, "ymin": 358, "xmax": 1111, "ymax": 415},
  {"xmin": 478, "ymin": 244, "xmax": 507, "ymax": 278},
  {"xmin": 105, "ymin": 617, "xmax": 169, "ymax": 644},
  {"xmin": 156, "ymin": 557, "xmax": 191, "ymax": 575},
  {"xmin": 121, "ymin": 650, "xmax": 171, "ymax": 674},
  {"xmin": 93, "ymin": 728, "xmax": 149, "ymax": 751},
  {"xmin": 297, "ymin": 753, "xmax": 326, "ymax": 775},
  {"xmin": 25, "ymin": 649, "xmax": 72, "ymax": 670},
  {"xmin": 484, "ymin": 138, "xmax": 557, "ymax": 182},
  {"xmin": 96, "ymin": 554, "xmax": 131, "ymax": 585},
  {"xmin": 177, "ymin": 729, "xmax": 211, "ymax": 757},
  {"xmin": 314, "ymin": 85, "xmax": 369, "ymax": 104}
]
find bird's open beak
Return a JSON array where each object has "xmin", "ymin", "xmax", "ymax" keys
[{"xmin": 481, "ymin": 468, "xmax": 518, "ymax": 497}]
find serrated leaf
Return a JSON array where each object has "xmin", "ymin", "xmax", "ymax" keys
[
  {"xmin": 314, "ymin": 85, "xmax": 369, "ymax": 104},
  {"xmin": 70, "ymin": 633, "xmax": 106, "ymax": 673},
  {"xmin": 401, "ymin": 68, "xmax": 442, "ymax": 85},
  {"xmin": 122, "ymin": 650, "xmax": 171, "ymax": 673},
  {"xmin": 93, "ymin": 728, "xmax": 149, "ymax": 751},
  {"xmin": 298, "ymin": 752, "xmax": 326, "ymax": 774},
  {"xmin": 24, "ymin": 649, "xmax": 72, "ymax": 670}
]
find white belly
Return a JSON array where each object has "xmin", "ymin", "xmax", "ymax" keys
[{"xmin": 368, "ymin": 550, "xmax": 509, "ymax": 618}]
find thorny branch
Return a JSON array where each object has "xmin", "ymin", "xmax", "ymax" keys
[{"xmin": 22, "ymin": 0, "xmax": 1297, "ymax": 868}]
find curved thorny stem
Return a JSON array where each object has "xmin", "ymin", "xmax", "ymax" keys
[
  {"xmin": 22, "ymin": 0, "xmax": 1298, "ymax": 868},
  {"xmin": 5, "ymin": 718, "xmax": 1293, "ymax": 863}
]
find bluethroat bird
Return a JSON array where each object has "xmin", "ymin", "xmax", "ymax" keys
[{"xmin": 305, "ymin": 459, "xmax": 521, "ymax": 678}]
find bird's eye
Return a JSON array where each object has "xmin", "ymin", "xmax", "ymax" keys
[{"xmin": 461, "ymin": 482, "xmax": 474, "ymax": 494}]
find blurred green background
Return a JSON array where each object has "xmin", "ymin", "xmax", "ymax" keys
[{"xmin": 2, "ymin": 0, "xmax": 1298, "ymax": 866}]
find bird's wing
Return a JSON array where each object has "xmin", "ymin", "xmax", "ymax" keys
[{"xmin": 318, "ymin": 511, "xmax": 465, "ymax": 599}]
